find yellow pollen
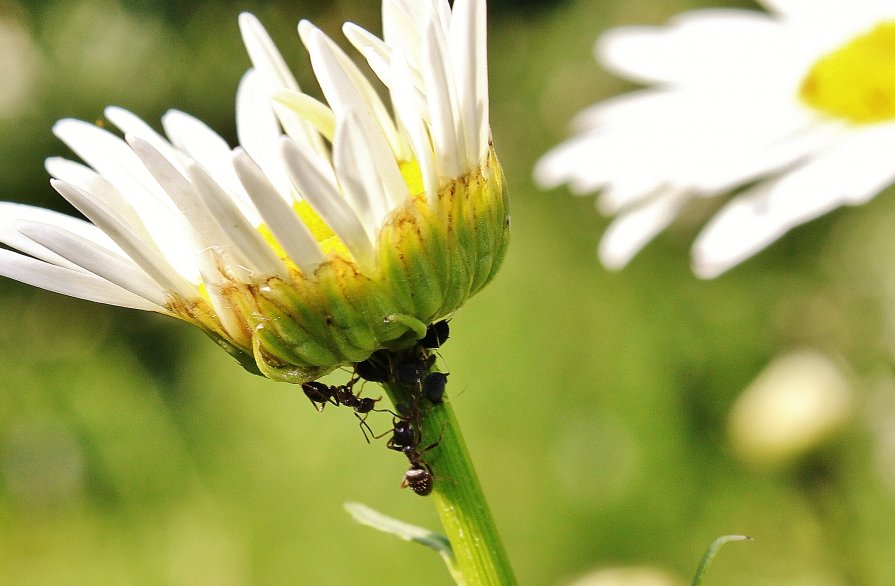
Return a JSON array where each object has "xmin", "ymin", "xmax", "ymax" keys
[
  {"xmin": 399, "ymin": 159, "xmax": 427, "ymax": 202},
  {"xmin": 799, "ymin": 21, "xmax": 895, "ymax": 124},
  {"xmin": 257, "ymin": 161, "xmax": 428, "ymax": 270},
  {"xmin": 258, "ymin": 200, "xmax": 351, "ymax": 267}
]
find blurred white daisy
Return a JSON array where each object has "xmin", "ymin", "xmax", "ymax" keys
[
  {"xmin": 0, "ymin": 0, "xmax": 508, "ymax": 383},
  {"xmin": 535, "ymin": 0, "xmax": 895, "ymax": 277},
  {"xmin": 728, "ymin": 349, "xmax": 852, "ymax": 466}
]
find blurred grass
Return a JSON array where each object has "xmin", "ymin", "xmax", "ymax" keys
[{"xmin": 3, "ymin": 0, "xmax": 895, "ymax": 584}]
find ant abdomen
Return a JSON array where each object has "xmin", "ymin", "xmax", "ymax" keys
[{"xmin": 401, "ymin": 464, "xmax": 434, "ymax": 496}]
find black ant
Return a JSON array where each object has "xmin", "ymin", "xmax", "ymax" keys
[
  {"xmin": 301, "ymin": 381, "xmax": 337, "ymax": 410},
  {"xmin": 355, "ymin": 320, "xmax": 449, "ymax": 386},
  {"xmin": 301, "ymin": 377, "xmax": 383, "ymax": 441},
  {"xmin": 345, "ymin": 319, "xmax": 452, "ymax": 494},
  {"xmin": 398, "ymin": 416, "xmax": 441, "ymax": 496},
  {"xmin": 383, "ymin": 396, "xmax": 441, "ymax": 496},
  {"xmin": 402, "ymin": 457, "xmax": 435, "ymax": 495}
]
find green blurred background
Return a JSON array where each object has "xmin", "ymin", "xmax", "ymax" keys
[{"xmin": 2, "ymin": 0, "xmax": 895, "ymax": 584}]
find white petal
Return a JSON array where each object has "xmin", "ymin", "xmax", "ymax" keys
[
  {"xmin": 301, "ymin": 23, "xmax": 409, "ymax": 210},
  {"xmin": 52, "ymin": 119, "xmax": 177, "ymax": 216},
  {"xmin": 760, "ymin": 0, "xmax": 894, "ymax": 20},
  {"xmin": 0, "ymin": 248, "xmax": 165, "ymax": 312},
  {"xmin": 761, "ymin": 132, "xmax": 895, "ymax": 223},
  {"xmin": 382, "ymin": 0, "xmax": 426, "ymax": 67},
  {"xmin": 199, "ymin": 264, "xmax": 251, "ymax": 348},
  {"xmin": 822, "ymin": 125, "xmax": 895, "ymax": 204},
  {"xmin": 299, "ymin": 22, "xmax": 364, "ymax": 117},
  {"xmin": 238, "ymin": 13, "xmax": 328, "ymax": 158},
  {"xmin": 450, "ymin": 0, "xmax": 489, "ymax": 162},
  {"xmin": 232, "ymin": 148, "xmax": 326, "ymax": 274},
  {"xmin": 343, "ymin": 23, "xmax": 431, "ymax": 120},
  {"xmin": 236, "ymin": 70, "xmax": 294, "ymax": 200},
  {"xmin": 537, "ymin": 88, "xmax": 842, "ymax": 214},
  {"xmin": 570, "ymin": 88, "xmax": 681, "ymax": 132},
  {"xmin": 333, "ymin": 110, "xmax": 395, "ymax": 238},
  {"xmin": 273, "ymin": 90, "xmax": 336, "ymax": 144},
  {"xmin": 533, "ymin": 136, "xmax": 590, "ymax": 191},
  {"xmin": 343, "ymin": 21, "xmax": 393, "ymax": 79},
  {"xmin": 298, "ymin": 20, "xmax": 409, "ymax": 160},
  {"xmin": 349, "ymin": 105, "xmax": 409, "ymax": 211},
  {"xmin": 597, "ymin": 10, "xmax": 787, "ymax": 87},
  {"xmin": 342, "ymin": 22, "xmax": 434, "ymax": 141},
  {"xmin": 125, "ymin": 135, "xmax": 253, "ymax": 272},
  {"xmin": 420, "ymin": 19, "xmax": 461, "ymax": 179},
  {"xmin": 692, "ymin": 183, "xmax": 788, "ymax": 279},
  {"xmin": 0, "ymin": 202, "xmax": 116, "ymax": 271},
  {"xmin": 599, "ymin": 188, "xmax": 689, "ymax": 269},
  {"xmin": 16, "ymin": 221, "xmax": 169, "ymax": 307},
  {"xmin": 161, "ymin": 109, "xmax": 260, "ymax": 224},
  {"xmin": 184, "ymin": 162, "xmax": 288, "ymax": 279},
  {"xmin": 699, "ymin": 122, "xmax": 843, "ymax": 192},
  {"xmin": 692, "ymin": 125, "xmax": 895, "ymax": 279},
  {"xmin": 281, "ymin": 137, "xmax": 375, "ymax": 268},
  {"xmin": 103, "ymin": 106, "xmax": 186, "ymax": 174},
  {"xmin": 44, "ymin": 156, "xmax": 168, "ymax": 252},
  {"xmin": 535, "ymin": 130, "xmax": 666, "ymax": 211},
  {"xmin": 50, "ymin": 179, "xmax": 198, "ymax": 298},
  {"xmin": 435, "ymin": 0, "xmax": 452, "ymax": 33},
  {"xmin": 390, "ymin": 51, "xmax": 438, "ymax": 203},
  {"xmin": 239, "ymin": 12, "xmax": 301, "ymax": 92},
  {"xmin": 46, "ymin": 151, "xmax": 202, "ymax": 285}
]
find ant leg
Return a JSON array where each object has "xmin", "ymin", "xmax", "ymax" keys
[
  {"xmin": 344, "ymin": 375, "xmax": 362, "ymax": 394},
  {"xmin": 374, "ymin": 407, "xmax": 400, "ymax": 418},
  {"xmin": 370, "ymin": 417, "xmax": 402, "ymax": 442},
  {"xmin": 352, "ymin": 381, "xmax": 392, "ymax": 413},
  {"xmin": 419, "ymin": 425, "xmax": 446, "ymax": 455},
  {"xmin": 419, "ymin": 440, "xmax": 440, "ymax": 453},
  {"xmin": 370, "ymin": 399, "xmax": 400, "ymax": 418},
  {"xmin": 355, "ymin": 412, "xmax": 375, "ymax": 444}
]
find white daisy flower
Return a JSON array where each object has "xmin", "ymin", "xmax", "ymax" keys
[
  {"xmin": 535, "ymin": 0, "xmax": 895, "ymax": 278},
  {"xmin": 728, "ymin": 349, "xmax": 852, "ymax": 466},
  {"xmin": 0, "ymin": 0, "xmax": 508, "ymax": 383}
]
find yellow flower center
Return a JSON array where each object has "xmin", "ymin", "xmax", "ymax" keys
[
  {"xmin": 259, "ymin": 200, "xmax": 351, "ymax": 269},
  {"xmin": 257, "ymin": 159, "xmax": 428, "ymax": 273},
  {"xmin": 293, "ymin": 200, "xmax": 345, "ymax": 256},
  {"xmin": 399, "ymin": 159, "xmax": 426, "ymax": 201},
  {"xmin": 799, "ymin": 21, "xmax": 895, "ymax": 124}
]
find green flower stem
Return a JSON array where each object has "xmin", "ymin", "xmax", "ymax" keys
[{"xmin": 382, "ymin": 380, "xmax": 517, "ymax": 586}]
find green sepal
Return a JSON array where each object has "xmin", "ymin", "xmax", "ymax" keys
[
  {"xmin": 193, "ymin": 147, "xmax": 510, "ymax": 385},
  {"xmin": 250, "ymin": 325, "xmax": 327, "ymax": 384},
  {"xmin": 204, "ymin": 330, "xmax": 263, "ymax": 377}
]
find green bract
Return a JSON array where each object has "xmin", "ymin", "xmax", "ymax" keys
[{"xmin": 188, "ymin": 149, "xmax": 509, "ymax": 383}]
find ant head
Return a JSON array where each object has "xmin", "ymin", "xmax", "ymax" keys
[
  {"xmin": 356, "ymin": 397, "xmax": 378, "ymax": 414},
  {"xmin": 393, "ymin": 418, "xmax": 412, "ymax": 433}
]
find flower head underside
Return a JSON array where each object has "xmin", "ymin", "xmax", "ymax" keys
[{"xmin": 0, "ymin": 0, "xmax": 509, "ymax": 382}]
